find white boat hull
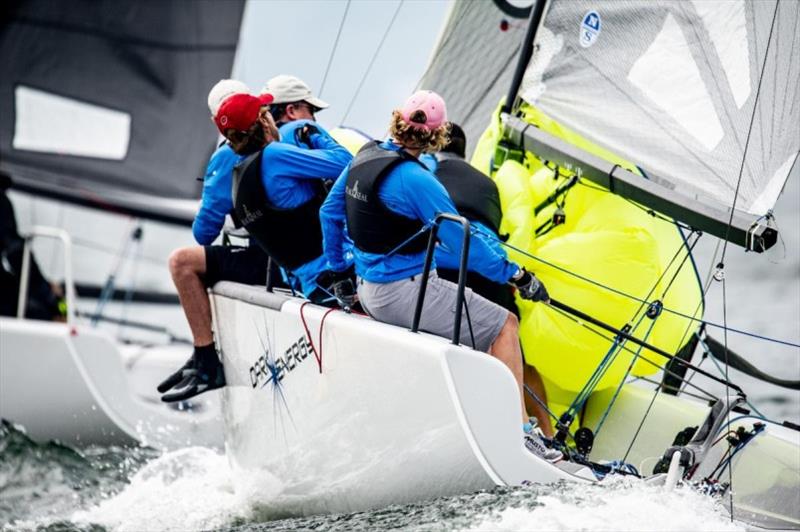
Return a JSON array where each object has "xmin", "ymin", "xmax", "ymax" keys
[
  {"xmin": 211, "ymin": 282, "xmax": 800, "ymax": 526},
  {"xmin": 0, "ymin": 317, "xmax": 223, "ymax": 450},
  {"xmin": 212, "ymin": 282, "xmax": 592, "ymax": 516}
]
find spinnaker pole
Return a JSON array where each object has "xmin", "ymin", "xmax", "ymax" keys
[{"xmin": 501, "ymin": 0, "xmax": 547, "ymax": 115}]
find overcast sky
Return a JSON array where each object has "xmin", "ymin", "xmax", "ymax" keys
[{"xmin": 232, "ymin": 0, "xmax": 453, "ymax": 139}]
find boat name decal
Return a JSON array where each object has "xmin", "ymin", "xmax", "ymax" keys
[{"xmin": 249, "ymin": 335, "xmax": 313, "ymax": 388}]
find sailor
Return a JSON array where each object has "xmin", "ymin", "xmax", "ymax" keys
[
  {"xmin": 319, "ymin": 91, "xmax": 560, "ymax": 461},
  {"xmin": 422, "ymin": 122, "xmax": 517, "ymax": 317},
  {"xmin": 258, "ymin": 74, "xmax": 356, "ymax": 297},
  {"xmin": 159, "ymin": 78, "xmax": 352, "ymax": 404},
  {"xmin": 216, "ymin": 92, "xmax": 353, "ymax": 304},
  {"xmin": 262, "ymin": 74, "xmax": 329, "ymax": 128},
  {"xmin": 158, "ymin": 80, "xmax": 274, "ymax": 403}
]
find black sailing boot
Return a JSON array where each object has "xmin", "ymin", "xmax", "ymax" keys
[{"xmin": 157, "ymin": 343, "xmax": 226, "ymax": 403}]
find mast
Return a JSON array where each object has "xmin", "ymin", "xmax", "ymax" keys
[{"xmin": 501, "ymin": 0, "xmax": 547, "ymax": 115}]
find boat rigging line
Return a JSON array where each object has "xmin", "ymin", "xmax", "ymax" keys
[
  {"xmin": 317, "ymin": 0, "xmax": 350, "ymax": 99},
  {"xmin": 554, "ymin": 229, "xmax": 719, "ymax": 443},
  {"xmin": 471, "ymin": 224, "xmax": 800, "ymax": 349},
  {"xmin": 92, "ymin": 221, "xmax": 143, "ymax": 325},
  {"xmin": 549, "ymin": 304, "xmax": 721, "ymax": 404},
  {"xmin": 340, "ymin": 0, "xmax": 404, "ymax": 125},
  {"xmin": 546, "ymin": 298, "xmax": 743, "ymax": 395},
  {"xmin": 714, "ymin": 1, "xmax": 781, "ymax": 518},
  {"xmin": 75, "ymin": 310, "xmax": 191, "ymax": 344}
]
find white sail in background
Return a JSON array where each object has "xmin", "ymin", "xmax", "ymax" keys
[
  {"xmin": 521, "ymin": 0, "xmax": 799, "ymax": 216},
  {"xmin": 418, "ymin": 1, "xmax": 525, "ymax": 154}
]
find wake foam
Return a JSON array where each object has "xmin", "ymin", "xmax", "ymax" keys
[
  {"xmin": 469, "ymin": 477, "xmax": 744, "ymax": 532},
  {"xmin": 72, "ymin": 447, "xmax": 251, "ymax": 532}
]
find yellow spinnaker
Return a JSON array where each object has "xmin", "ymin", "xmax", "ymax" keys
[{"xmin": 472, "ymin": 103, "xmax": 704, "ymax": 420}]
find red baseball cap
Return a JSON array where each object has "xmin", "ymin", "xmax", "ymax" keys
[{"xmin": 214, "ymin": 93, "xmax": 274, "ymax": 134}]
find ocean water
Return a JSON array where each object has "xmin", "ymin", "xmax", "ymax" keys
[{"xmin": 1, "ymin": 421, "xmax": 745, "ymax": 532}]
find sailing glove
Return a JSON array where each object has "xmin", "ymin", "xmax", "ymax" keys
[
  {"xmin": 295, "ymin": 124, "xmax": 320, "ymax": 149},
  {"xmin": 316, "ymin": 267, "xmax": 357, "ymax": 310},
  {"xmin": 510, "ymin": 268, "xmax": 549, "ymax": 302}
]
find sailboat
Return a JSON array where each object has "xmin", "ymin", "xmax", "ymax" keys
[
  {"xmin": 0, "ymin": 0, "xmax": 248, "ymax": 449},
  {"xmin": 209, "ymin": 0, "xmax": 800, "ymax": 528}
]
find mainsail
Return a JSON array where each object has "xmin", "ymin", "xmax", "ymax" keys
[
  {"xmin": 418, "ymin": 0, "xmax": 527, "ymax": 153},
  {"xmin": 0, "ymin": 0, "xmax": 246, "ymax": 225}
]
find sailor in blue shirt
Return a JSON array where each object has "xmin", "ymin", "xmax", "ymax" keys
[
  {"xmin": 192, "ymin": 143, "xmax": 241, "ymax": 245},
  {"xmin": 263, "ymin": 74, "xmax": 355, "ymax": 298},
  {"xmin": 159, "ymin": 80, "xmax": 275, "ymax": 405},
  {"xmin": 194, "ymin": 74, "xmax": 333, "ymax": 248},
  {"xmin": 216, "ymin": 92, "xmax": 351, "ymax": 303},
  {"xmin": 159, "ymin": 79, "xmax": 349, "ymax": 405},
  {"xmin": 320, "ymin": 91, "xmax": 560, "ymax": 461},
  {"xmin": 322, "ymin": 140, "xmax": 515, "ymax": 284}
]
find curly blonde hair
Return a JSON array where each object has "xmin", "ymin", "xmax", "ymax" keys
[{"xmin": 389, "ymin": 110, "xmax": 450, "ymax": 153}]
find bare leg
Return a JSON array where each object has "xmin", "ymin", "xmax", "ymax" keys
[
  {"xmin": 168, "ymin": 247, "xmax": 213, "ymax": 346},
  {"xmin": 523, "ymin": 364, "xmax": 554, "ymax": 438},
  {"xmin": 488, "ymin": 313, "xmax": 529, "ymax": 424}
]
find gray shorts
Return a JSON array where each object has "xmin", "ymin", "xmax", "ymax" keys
[{"xmin": 357, "ymin": 272, "xmax": 510, "ymax": 352}]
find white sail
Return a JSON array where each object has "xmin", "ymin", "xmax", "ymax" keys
[
  {"xmin": 418, "ymin": 0, "xmax": 525, "ymax": 154},
  {"xmin": 521, "ymin": 0, "xmax": 799, "ymax": 216}
]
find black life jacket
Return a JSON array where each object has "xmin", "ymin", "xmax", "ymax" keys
[
  {"xmin": 232, "ymin": 150, "xmax": 325, "ymax": 270},
  {"xmin": 434, "ymin": 153, "xmax": 502, "ymax": 235},
  {"xmin": 345, "ymin": 141, "xmax": 430, "ymax": 255}
]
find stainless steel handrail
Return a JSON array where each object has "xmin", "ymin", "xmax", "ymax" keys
[
  {"xmin": 16, "ymin": 226, "xmax": 76, "ymax": 325},
  {"xmin": 411, "ymin": 213, "xmax": 471, "ymax": 345}
]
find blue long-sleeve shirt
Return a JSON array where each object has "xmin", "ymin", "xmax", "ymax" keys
[
  {"xmin": 418, "ymin": 154, "xmax": 510, "ymax": 273},
  {"xmin": 320, "ymin": 140, "xmax": 518, "ymax": 284},
  {"xmin": 192, "ymin": 121, "xmax": 340, "ymax": 246},
  {"xmin": 260, "ymin": 124, "xmax": 353, "ymax": 296},
  {"xmin": 192, "ymin": 144, "xmax": 242, "ymax": 245}
]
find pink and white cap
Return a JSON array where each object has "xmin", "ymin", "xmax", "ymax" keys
[{"xmin": 400, "ymin": 90, "xmax": 447, "ymax": 131}]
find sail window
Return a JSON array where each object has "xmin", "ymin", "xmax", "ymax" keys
[
  {"xmin": 13, "ymin": 86, "xmax": 131, "ymax": 160},
  {"xmin": 691, "ymin": 0, "xmax": 751, "ymax": 109},
  {"xmin": 627, "ymin": 13, "xmax": 724, "ymax": 152}
]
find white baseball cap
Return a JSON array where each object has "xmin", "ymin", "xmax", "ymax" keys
[
  {"xmin": 262, "ymin": 74, "xmax": 329, "ymax": 110},
  {"xmin": 207, "ymin": 79, "xmax": 251, "ymax": 116}
]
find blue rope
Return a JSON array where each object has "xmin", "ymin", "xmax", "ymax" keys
[
  {"xmin": 470, "ymin": 225, "xmax": 800, "ymax": 350},
  {"xmin": 594, "ymin": 318, "xmax": 659, "ymax": 435},
  {"xmin": 384, "ymin": 222, "xmax": 433, "ymax": 258}
]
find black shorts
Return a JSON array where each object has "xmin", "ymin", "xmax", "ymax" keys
[
  {"xmin": 437, "ymin": 268, "xmax": 519, "ymax": 318},
  {"xmin": 204, "ymin": 245, "xmax": 274, "ymax": 288}
]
